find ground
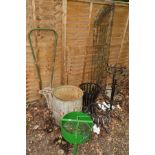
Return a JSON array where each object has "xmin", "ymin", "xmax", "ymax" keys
[{"xmin": 26, "ymin": 101, "xmax": 129, "ymax": 155}]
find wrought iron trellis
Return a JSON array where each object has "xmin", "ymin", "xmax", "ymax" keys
[
  {"xmin": 80, "ymin": 2, "xmax": 115, "ymax": 114},
  {"xmin": 84, "ymin": 64, "xmax": 129, "ymax": 132},
  {"xmin": 106, "ymin": 64, "xmax": 129, "ymax": 109},
  {"xmin": 91, "ymin": 3, "xmax": 115, "ymax": 90},
  {"xmin": 79, "ymin": 2, "xmax": 129, "ymax": 133}
]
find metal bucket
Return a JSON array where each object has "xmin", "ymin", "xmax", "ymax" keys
[{"xmin": 51, "ymin": 85, "xmax": 83, "ymax": 125}]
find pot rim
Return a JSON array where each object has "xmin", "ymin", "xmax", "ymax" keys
[{"xmin": 53, "ymin": 85, "xmax": 83, "ymax": 101}]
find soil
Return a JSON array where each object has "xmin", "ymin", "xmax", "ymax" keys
[
  {"xmin": 54, "ymin": 86, "xmax": 83, "ymax": 101},
  {"xmin": 26, "ymin": 101, "xmax": 129, "ymax": 155}
]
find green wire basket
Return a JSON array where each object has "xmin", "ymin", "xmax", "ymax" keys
[{"xmin": 60, "ymin": 112, "xmax": 93, "ymax": 155}]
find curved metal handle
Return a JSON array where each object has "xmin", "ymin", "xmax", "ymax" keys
[
  {"xmin": 39, "ymin": 87, "xmax": 54, "ymax": 109},
  {"xmin": 28, "ymin": 28, "xmax": 58, "ymax": 90}
]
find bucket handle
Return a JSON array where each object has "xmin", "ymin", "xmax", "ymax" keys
[{"xmin": 39, "ymin": 87, "xmax": 54, "ymax": 109}]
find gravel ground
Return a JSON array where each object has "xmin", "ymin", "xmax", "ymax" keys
[{"xmin": 26, "ymin": 102, "xmax": 128, "ymax": 155}]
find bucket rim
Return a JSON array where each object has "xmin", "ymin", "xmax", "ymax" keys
[{"xmin": 53, "ymin": 85, "xmax": 83, "ymax": 101}]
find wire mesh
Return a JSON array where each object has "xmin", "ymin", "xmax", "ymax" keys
[{"xmin": 91, "ymin": 3, "xmax": 115, "ymax": 89}]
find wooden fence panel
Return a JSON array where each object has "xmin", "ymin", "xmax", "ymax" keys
[{"xmin": 26, "ymin": 0, "xmax": 129, "ymax": 102}]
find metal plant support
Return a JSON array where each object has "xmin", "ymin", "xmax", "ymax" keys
[
  {"xmin": 91, "ymin": 3, "xmax": 115, "ymax": 89},
  {"xmin": 79, "ymin": 4, "xmax": 116, "ymax": 132},
  {"xmin": 79, "ymin": 3, "xmax": 115, "ymax": 112},
  {"xmin": 28, "ymin": 28, "xmax": 58, "ymax": 90},
  {"xmin": 88, "ymin": 65, "xmax": 128, "ymax": 133},
  {"xmin": 106, "ymin": 64, "xmax": 129, "ymax": 109}
]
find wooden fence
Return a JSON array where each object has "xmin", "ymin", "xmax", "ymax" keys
[{"xmin": 26, "ymin": 0, "xmax": 129, "ymax": 102}]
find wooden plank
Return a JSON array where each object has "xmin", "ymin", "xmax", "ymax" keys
[
  {"xmin": 108, "ymin": 4, "xmax": 128, "ymax": 65},
  {"xmin": 82, "ymin": 1, "xmax": 93, "ymax": 82},
  {"xmin": 69, "ymin": 0, "xmax": 129, "ymax": 7},
  {"xmin": 31, "ymin": 0, "xmax": 38, "ymax": 49},
  {"xmin": 66, "ymin": 1, "xmax": 90, "ymax": 84},
  {"xmin": 116, "ymin": 14, "xmax": 129, "ymax": 64},
  {"xmin": 62, "ymin": 0, "xmax": 67, "ymax": 84}
]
